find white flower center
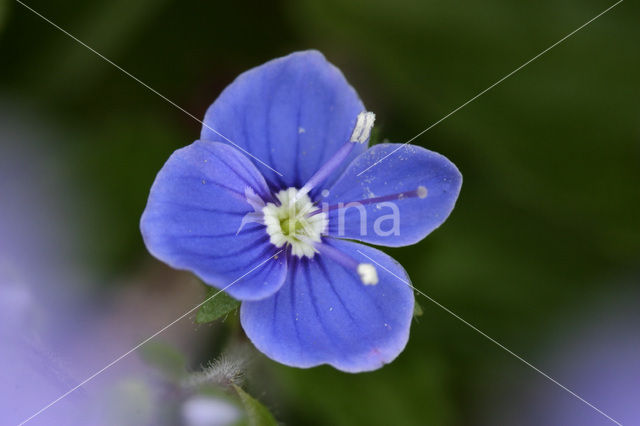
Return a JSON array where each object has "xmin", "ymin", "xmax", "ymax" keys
[{"xmin": 263, "ymin": 188, "xmax": 327, "ymax": 258}]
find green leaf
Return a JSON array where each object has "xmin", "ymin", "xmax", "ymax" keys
[
  {"xmin": 368, "ymin": 125, "xmax": 382, "ymax": 145},
  {"xmin": 195, "ymin": 287, "xmax": 241, "ymax": 324},
  {"xmin": 139, "ymin": 341, "xmax": 186, "ymax": 382},
  {"xmin": 232, "ymin": 384, "xmax": 278, "ymax": 426},
  {"xmin": 413, "ymin": 300, "xmax": 423, "ymax": 317}
]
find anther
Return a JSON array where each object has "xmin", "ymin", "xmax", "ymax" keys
[{"xmin": 350, "ymin": 112, "xmax": 376, "ymax": 144}]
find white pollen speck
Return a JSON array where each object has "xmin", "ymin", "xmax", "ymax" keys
[
  {"xmin": 321, "ymin": 189, "xmax": 330, "ymax": 197},
  {"xmin": 365, "ymin": 188, "xmax": 376, "ymax": 199},
  {"xmin": 357, "ymin": 263, "xmax": 378, "ymax": 285},
  {"xmin": 202, "ymin": 179, "xmax": 206, "ymax": 184},
  {"xmin": 298, "ymin": 127, "xmax": 305, "ymax": 134},
  {"xmin": 329, "ymin": 307, "xmax": 334, "ymax": 311},
  {"xmin": 417, "ymin": 186, "xmax": 428, "ymax": 199}
]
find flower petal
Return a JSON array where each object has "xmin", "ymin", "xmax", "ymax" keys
[
  {"xmin": 240, "ymin": 239, "xmax": 414, "ymax": 372},
  {"xmin": 324, "ymin": 143, "xmax": 462, "ymax": 246},
  {"xmin": 140, "ymin": 140, "xmax": 286, "ymax": 301},
  {"xmin": 201, "ymin": 50, "xmax": 366, "ymax": 190}
]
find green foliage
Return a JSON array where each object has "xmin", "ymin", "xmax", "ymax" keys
[
  {"xmin": 413, "ymin": 300, "xmax": 423, "ymax": 317},
  {"xmin": 232, "ymin": 384, "xmax": 279, "ymax": 426},
  {"xmin": 368, "ymin": 125, "xmax": 382, "ymax": 146},
  {"xmin": 196, "ymin": 286, "xmax": 241, "ymax": 324}
]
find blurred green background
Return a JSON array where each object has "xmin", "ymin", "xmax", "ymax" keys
[{"xmin": 1, "ymin": 0, "xmax": 638, "ymax": 424}]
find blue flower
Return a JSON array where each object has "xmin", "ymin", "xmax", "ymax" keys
[{"xmin": 140, "ymin": 51, "xmax": 461, "ymax": 372}]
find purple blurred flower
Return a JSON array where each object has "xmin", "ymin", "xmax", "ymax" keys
[
  {"xmin": 141, "ymin": 51, "xmax": 461, "ymax": 372},
  {"xmin": 482, "ymin": 291, "xmax": 639, "ymax": 426},
  {"xmin": 1, "ymin": 106, "xmax": 162, "ymax": 425}
]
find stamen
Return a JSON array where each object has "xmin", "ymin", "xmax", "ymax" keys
[
  {"xmin": 298, "ymin": 111, "xmax": 375, "ymax": 199},
  {"xmin": 311, "ymin": 186, "xmax": 428, "ymax": 216},
  {"xmin": 317, "ymin": 243, "xmax": 379, "ymax": 285}
]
